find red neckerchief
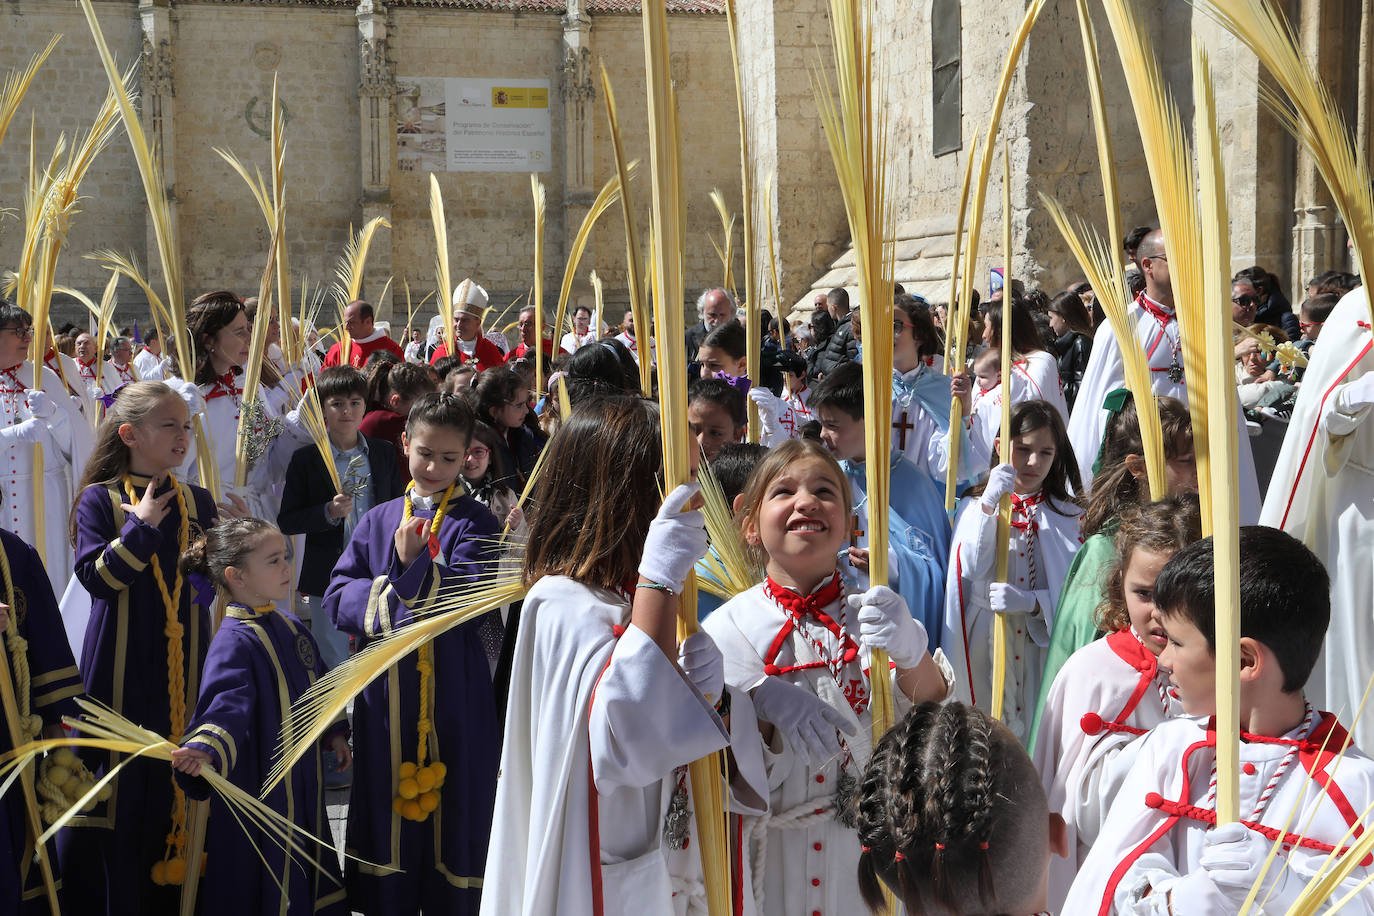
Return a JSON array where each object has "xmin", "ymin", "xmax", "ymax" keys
[
  {"xmin": 1136, "ymin": 292, "xmax": 1175, "ymax": 326},
  {"xmin": 758, "ymin": 574, "xmax": 862, "ymax": 714},
  {"xmin": 1009, "ymin": 491, "xmax": 1043, "ymax": 532},
  {"xmin": 204, "ymin": 368, "xmax": 243, "ymax": 401},
  {"xmin": 113, "ymin": 362, "xmax": 135, "ymax": 382},
  {"xmin": 76, "ymin": 357, "xmax": 97, "ymax": 381}
]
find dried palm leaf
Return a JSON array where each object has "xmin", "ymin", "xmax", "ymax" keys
[
  {"xmin": 0, "ymin": 35, "xmax": 59, "ymax": 154},
  {"xmin": 943, "ymin": 136, "xmax": 979, "ymax": 512},
  {"xmin": 599, "ymin": 65, "xmax": 652, "ymax": 395},
  {"xmin": 697, "ymin": 460, "xmax": 762, "ymax": 600},
  {"xmin": 556, "ymin": 168, "xmax": 633, "ymax": 347},
  {"xmin": 530, "ymin": 175, "xmax": 547, "ymax": 392},
  {"xmin": 991, "ymin": 139, "xmax": 1015, "ymax": 722},
  {"xmin": 429, "ymin": 174, "xmax": 454, "ymax": 360}
]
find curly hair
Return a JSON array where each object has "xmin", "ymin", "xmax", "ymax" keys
[
  {"xmin": 855, "ymin": 702, "xmax": 1048, "ymax": 915},
  {"xmin": 1096, "ymin": 492, "xmax": 1203, "ymax": 633},
  {"xmin": 1081, "ymin": 394, "xmax": 1192, "ymax": 538}
]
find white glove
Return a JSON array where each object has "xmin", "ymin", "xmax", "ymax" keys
[
  {"xmin": 25, "ymin": 389, "xmax": 55, "ymax": 419},
  {"xmin": 751, "ymin": 676, "xmax": 857, "ymax": 766},
  {"xmin": 1339, "ymin": 372, "xmax": 1374, "ymax": 413},
  {"xmin": 981, "ymin": 462, "xmax": 1017, "ymax": 511},
  {"xmin": 989, "ymin": 582, "xmax": 1038, "ymax": 615},
  {"xmin": 0, "ymin": 416, "xmax": 45, "ymax": 445},
  {"xmin": 637, "ymin": 483, "xmax": 708, "ymax": 594},
  {"xmin": 281, "ymin": 407, "xmax": 312, "ymax": 444},
  {"xmin": 170, "ymin": 379, "xmax": 206, "ymax": 416},
  {"xmin": 748, "ymin": 388, "xmax": 788, "ymax": 444},
  {"xmin": 678, "ymin": 631, "xmax": 725, "ymax": 707},
  {"xmin": 848, "ymin": 585, "xmax": 927, "ymax": 668},
  {"xmin": 158, "ymin": 356, "xmax": 175, "ymax": 378},
  {"xmin": 1199, "ymin": 821, "xmax": 1301, "ymax": 911}
]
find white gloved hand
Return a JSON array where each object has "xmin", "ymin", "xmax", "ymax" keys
[
  {"xmin": 1339, "ymin": 371, "xmax": 1374, "ymax": 413},
  {"xmin": 25, "ymin": 389, "xmax": 55, "ymax": 419},
  {"xmin": 848, "ymin": 585, "xmax": 927, "ymax": 668},
  {"xmin": 678, "ymin": 631, "xmax": 725, "ymax": 707},
  {"xmin": 158, "ymin": 356, "xmax": 175, "ymax": 378},
  {"xmin": 981, "ymin": 462, "xmax": 1017, "ymax": 512},
  {"xmin": 751, "ymin": 676, "xmax": 857, "ymax": 766},
  {"xmin": 637, "ymin": 482, "xmax": 708, "ymax": 594},
  {"xmin": 748, "ymin": 387, "xmax": 789, "ymax": 444},
  {"xmin": 170, "ymin": 379, "xmax": 206, "ymax": 416},
  {"xmin": 0, "ymin": 416, "xmax": 45, "ymax": 446},
  {"xmin": 988, "ymin": 582, "xmax": 1038, "ymax": 615},
  {"xmin": 1199, "ymin": 821, "xmax": 1302, "ymax": 911}
]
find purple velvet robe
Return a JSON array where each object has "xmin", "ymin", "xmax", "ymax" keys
[
  {"xmin": 323, "ymin": 492, "xmax": 500, "ymax": 915},
  {"xmin": 0, "ymin": 528, "xmax": 83, "ymax": 913},
  {"xmin": 58, "ymin": 473, "xmax": 217, "ymax": 916},
  {"xmin": 176, "ymin": 605, "xmax": 348, "ymax": 916}
]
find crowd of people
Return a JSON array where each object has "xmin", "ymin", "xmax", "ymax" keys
[{"xmin": 1, "ymin": 222, "xmax": 1373, "ymax": 916}]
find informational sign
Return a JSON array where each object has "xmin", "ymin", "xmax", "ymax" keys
[{"xmin": 395, "ymin": 77, "xmax": 552, "ymax": 173}]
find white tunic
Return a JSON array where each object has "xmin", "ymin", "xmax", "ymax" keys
[
  {"xmin": 176, "ymin": 374, "xmax": 296, "ymax": 518},
  {"xmin": 1068, "ymin": 296, "xmax": 1261, "ymax": 522},
  {"xmin": 561, "ymin": 330, "xmax": 598, "ymax": 354},
  {"xmin": 967, "ymin": 349, "xmax": 1069, "ymax": 465},
  {"xmin": 103, "ymin": 359, "xmax": 138, "ymax": 392},
  {"xmin": 133, "ymin": 346, "xmax": 164, "ymax": 380},
  {"xmin": 1032, "ymin": 630, "xmax": 1186, "ymax": 910},
  {"xmin": 1064, "ymin": 714, "xmax": 1374, "ymax": 915},
  {"xmin": 0, "ymin": 361, "xmax": 88, "ymax": 592},
  {"xmin": 703, "ymin": 582, "xmax": 913, "ymax": 916},
  {"xmin": 1261, "ymin": 287, "xmax": 1374, "ymax": 747},
  {"xmin": 483, "ymin": 575, "xmax": 763, "ymax": 916},
  {"xmin": 615, "ymin": 331, "xmax": 657, "ymax": 367},
  {"xmin": 941, "ymin": 492, "xmax": 1083, "ymax": 742}
]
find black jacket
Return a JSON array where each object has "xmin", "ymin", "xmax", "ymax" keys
[
  {"xmin": 277, "ymin": 435, "xmax": 404, "ymax": 597},
  {"xmin": 684, "ymin": 321, "xmax": 711, "ymax": 364},
  {"xmin": 812, "ymin": 313, "xmax": 857, "ymax": 380},
  {"xmin": 1052, "ymin": 331, "xmax": 1093, "ymax": 411}
]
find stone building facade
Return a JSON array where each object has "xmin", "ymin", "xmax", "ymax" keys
[
  {"xmin": 740, "ymin": 0, "xmax": 1369, "ymax": 317},
  {"xmin": 0, "ymin": 0, "xmax": 743, "ymax": 329}
]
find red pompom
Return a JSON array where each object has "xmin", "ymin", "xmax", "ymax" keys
[
  {"xmin": 1144, "ymin": 792, "xmax": 1164, "ymax": 809},
  {"xmin": 1080, "ymin": 712, "xmax": 1104, "ymax": 736}
]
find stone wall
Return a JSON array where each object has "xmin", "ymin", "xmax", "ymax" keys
[{"xmin": 0, "ymin": 0, "xmax": 742, "ymax": 331}]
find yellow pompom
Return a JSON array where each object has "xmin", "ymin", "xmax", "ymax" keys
[
  {"xmin": 398, "ymin": 761, "xmax": 418, "ymax": 780},
  {"xmin": 95, "ymin": 783, "xmax": 112, "ymax": 802},
  {"xmin": 415, "ymin": 768, "xmax": 436, "ymax": 793},
  {"xmin": 392, "ymin": 797, "xmax": 405, "ymax": 814},
  {"xmin": 429, "ymin": 761, "xmax": 447, "ymax": 782},
  {"xmin": 46, "ymin": 765, "xmax": 71, "ymax": 788},
  {"xmin": 401, "ymin": 800, "xmax": 423, "ymax": 821},
  {"xmin": 151, "ymin": 860, "xmax": 167, "ymax": 886},
  {"xmin": 53, "ymin": 748, "xmax": 78, "ymax": 769},
  {"xmin": 79, "ymin": 797, "xmax": 97, "ymax": 814},
  {"xmin": 164, "ymin": 857, "xmax": 187, "ymax": 885},
  {"xmin": 398, "ymin": 777, "xmax": 419, "ymax": 800},
  {"xmin": 418, "ymin": 791, "xmax": 439, "ymax": 813}
]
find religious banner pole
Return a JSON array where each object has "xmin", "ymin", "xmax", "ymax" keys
[{"xmin": 641, "ymin": 2, "xmax": 731, "ymax": 912}]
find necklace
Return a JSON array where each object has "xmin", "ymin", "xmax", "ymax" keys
[
  {"xmin": 121, "ymin": 474, "xmax": 194, "ymax": 885},
  {"xmin": 392, "ymin": 481, "xmax": 459, "ymax": 822}
]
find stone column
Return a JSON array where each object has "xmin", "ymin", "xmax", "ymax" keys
[
  {"xmin": 358, "ymin": 0, "xmax": 396, "ymax": 317},
  {"xmin": 139, "ymin": 0, "xmax": 178, "ymax": 296},
  {"xmin": 1290, "ymin": 0, "xmax": 1348, "ymax": 293},
  {"xmin": 559, "ymin": 3, "xmax": 596, "ymax": 322}
]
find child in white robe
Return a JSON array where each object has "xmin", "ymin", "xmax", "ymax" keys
[
  {"xmin": 943, "ymin": 399, "xmax": 1084, "ymax": 743},
  {"xmin": 703, "ymin": 438, "xmax": 951, "ymax": 916},
  {"xmin": 1064, "ymin": 526, "xmax": 1374, "ymax": 915},
  {"xmin": 968, "ymin": 298, "xmax": 1070, "ymax": 464},
  {"xmin": 483, "ymin": 395, "xmax": 768, "ymax": 916},
  {"xmin": 1033, "ymin": 493, "xmax": 1200, "ymax": 909},
  {"xmin": 854, "ymin": 701, "xmax": 1069, "ymax": 916}
]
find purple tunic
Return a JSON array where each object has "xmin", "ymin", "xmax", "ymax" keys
[
  {"xmin": 323, "ymin": 492, "xmax": 500, "ymax": 915},
  {"xmin": 0, "ymin": 529, "xmax": 83, "ymax": 913},
  {"xmin": 176, "ymin": 605, "xmax": 348, "ymax": 916},
  {"xmin": 58, "ymin": 473, "xmax": 217, "ymax": 916}
]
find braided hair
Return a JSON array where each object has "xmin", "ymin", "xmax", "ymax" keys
[{"xmin": 856, "ymin": 702, "xmax": 1048, "ymax": 915}]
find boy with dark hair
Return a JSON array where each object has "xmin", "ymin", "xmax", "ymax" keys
[
  {"xmin": 1065, "ymin": 526, "xmax": 1374, "ymax": 914},
  {"xmin": 278, "ymin": 366, "xmax": 404, "ymax": 684},
  {"xmin": 809, "ymin": 362, "xmax": 952, "ymax": 647}
]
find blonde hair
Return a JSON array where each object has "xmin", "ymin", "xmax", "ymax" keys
[{"xmin": 734, "ymin": 438, "xmax": 853, "ymax": 568}]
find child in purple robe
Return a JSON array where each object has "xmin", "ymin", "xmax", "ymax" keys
[
  {"xmin": 0, "ymin": 525, "xmax": 84, "ymax": 913},
  {"xmin": 323, "ymin": 392, "xmax": 501, "ymax": 915},
  {"xmin": 59, "ymin": 380, "xmax": 231, "ymax": 915},
  {"xmin": 172, "ymin": 517, "xmax": 351, "ymax": 915}
]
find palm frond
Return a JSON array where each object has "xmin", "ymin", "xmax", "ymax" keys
[{"xmin": 332, "ymin": 216, "xmax": 392, "ymax": 305}]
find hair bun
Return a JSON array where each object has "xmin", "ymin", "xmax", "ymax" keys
[{"xmin": 179, "ymin": 535, "xmax": 210, "ymax": 577}]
